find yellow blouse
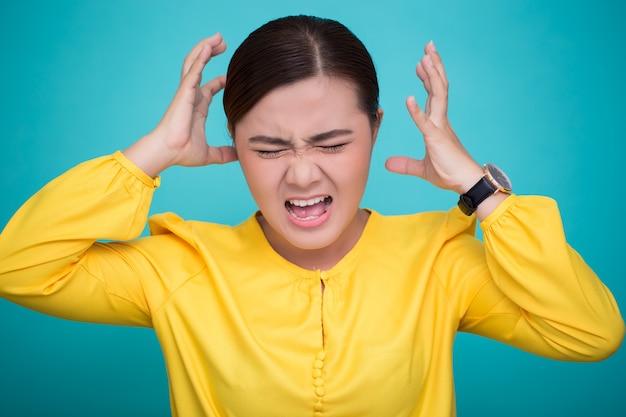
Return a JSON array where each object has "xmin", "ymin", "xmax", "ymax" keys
[{"xmin": 0, "ymin": 152, "xmax": 623, "ymax": 417}]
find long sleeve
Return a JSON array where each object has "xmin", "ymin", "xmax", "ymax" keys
[
  {"xmin": 0, "ymin": 151, "xmax": 159, "ymax": 326},
  {"xmin": 456, "ymin": 195, "xmax": 624, "ymax": 361}
]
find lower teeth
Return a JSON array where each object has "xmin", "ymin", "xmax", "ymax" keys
[{"xmin": 286, "ymin": 206, "xmax": 320, "ymax": 220}]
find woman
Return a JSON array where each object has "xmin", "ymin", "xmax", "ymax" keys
[{"xmin": 0, "ymin": 15, "xmax": 623, "ymax": 417}]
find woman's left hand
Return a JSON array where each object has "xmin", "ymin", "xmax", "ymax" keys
[{"xmin": 385, "ymin": 41, "xmax": 483, "ymax": 195}]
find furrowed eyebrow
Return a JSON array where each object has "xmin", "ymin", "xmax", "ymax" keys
[
  {"xmin": 247, "ymin": 129, "xmax": 353, "ymax": 146},
  {"xmin": 247, "ymin": 136, "xmax": 292, "ymax": 146},
  {"xmin": 306, "ymin": 129, "xmax": 353, "ymax": 144}
]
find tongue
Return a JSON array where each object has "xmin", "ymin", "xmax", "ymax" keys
[{"xmin": 291, "ymin": 201, "xmax": 327, "ymax": 218}]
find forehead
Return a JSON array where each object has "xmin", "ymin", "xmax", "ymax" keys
[{"xmin": 235, "ymin": 76, "xmax": 367, "ymax": 137}]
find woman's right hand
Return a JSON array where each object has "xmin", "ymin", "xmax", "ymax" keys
[{"xmin": 124, "ymin": 34, "xmax": 238, "ymax": 178}]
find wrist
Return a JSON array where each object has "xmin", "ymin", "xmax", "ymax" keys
[
  {"xmin": 123, "ymin": 131, "xmax": 177, "ymax": 178},
  {"xmin": 455, "ymin": 164, "xmax": 484, "ymax": 195},
  {"xmin": 457, "ymin": 163, "xmax": 512, "ymax": 217}
]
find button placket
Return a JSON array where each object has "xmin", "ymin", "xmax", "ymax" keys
[{"xmin": 312, "ymin": 350, "xmax": 326, "ymax": 415}]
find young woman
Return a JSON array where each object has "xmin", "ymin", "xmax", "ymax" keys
[{"xmin": 0, "ymin": 15, "xmax": 623, "ymax": 417}]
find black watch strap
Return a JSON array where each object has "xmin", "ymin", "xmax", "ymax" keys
[{"xmin": 457, "ymin": 177, "xmax": 496, "ymax": 216}]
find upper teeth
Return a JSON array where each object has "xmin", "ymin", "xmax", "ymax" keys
[{"xmin": 289, "ymin": 196, "xmax": 328, "ymax": 207}]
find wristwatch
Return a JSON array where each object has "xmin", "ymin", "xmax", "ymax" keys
[{"xmin": 457, "ymin": 163, "xmax": 512, "ymax": 216}]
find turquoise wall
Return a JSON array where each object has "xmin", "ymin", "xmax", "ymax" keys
[{"xmin": 1, "ymin": 0, "xmax": 624, "ymax": 415}]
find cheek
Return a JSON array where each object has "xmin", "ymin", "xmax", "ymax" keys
[
  {"xmin": 239, "ymin": 156, "xmax": 284, "ymax": 198},
  {"xmin": 325, "ymin": 148, "xmax": 372, "ymax": 182}
]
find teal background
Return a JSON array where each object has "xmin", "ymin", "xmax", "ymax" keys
[{"xmin": 1, "ymin": 0, "xmax": 624, "ymax": 415}]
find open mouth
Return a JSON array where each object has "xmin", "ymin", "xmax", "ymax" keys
[{"xmin": 285, "ymin": 196, "xmax": 333, "ymax": 221}]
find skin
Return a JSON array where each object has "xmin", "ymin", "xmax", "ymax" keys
[
  {"xmin": 234, "ymin": 76, "xmax": 382, "ymax": 269},
  {"xmin": 124, "ymin": 33, "xmax": 508, "ymax": 270}
]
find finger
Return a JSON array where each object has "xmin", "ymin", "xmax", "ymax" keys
[
  {"xmin": 181, "ymin": 33, "xmax": 225, "ymax": 77},
  {"xmin": 178, "ymin": 42, "xmax": 221, "ymax": 94},
  {"xmin": 384, "ymin": 156, "xmax": 425, "ymax": 178},
  {"xmin": 415, "ymin": 62, "xmax": 432, "ymax": 115},
  {"xmin": 192, "ymin": 75, "xmax": 227, "ymax": 121},
  {"xmin": 181, "ymin": 38, "xmax": 208, "ymax": 79},
  {"xmin": 416, "ymin": 62, "xmax": 431, "ymax": 93},
  {"xmin": 200, "ymin": 75, "xmax": 227, "ymax": 100},
  {"xmin": 425, "ymin": 41, "xmax": 448, "ymax": 89},
  {"xmin": 406, "ymin": 96, "xmax": 436, "ymax": 136},
  {"xmin": 181, "ymin": 33, "xmax": 226, "ymax": 80},
  {"xmin": 419, "ymin": 53, "xmax": 448, "ymax": 124},
  {"xmin": 191, "ymin": 75, "xmax": 227, "ymax": 119}
]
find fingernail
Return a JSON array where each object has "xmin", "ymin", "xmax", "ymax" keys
[
  {"xmin": 425, "ymin": 54, "xmax": 434, "ymax": 67},
  {"xmin": 429, "ymin": 40, "xmax": 437, "ymax": 51}
]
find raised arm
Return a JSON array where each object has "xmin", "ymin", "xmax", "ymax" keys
[
  {"xmin": 0, "ymin": 35, "xmax": 235, "ymax": 325},
  {"xmin": 388, "ymin": 41, "xmax": 623, "ymax": 360}
]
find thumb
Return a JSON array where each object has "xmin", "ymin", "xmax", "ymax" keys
[
  {"xmin": 385, "ymin": 156, "xmax": 426, "ymax": 179},
  {"xmin": 205, "ymin": 145, "xmax": 239, "ymax": 165}
]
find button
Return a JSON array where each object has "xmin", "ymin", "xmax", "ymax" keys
[
  {"xmin": 314, "ymin": 412, "xmax": 324, "ymax": 417},
  {"xmin": 312, "ymin": 350, "xmax": 327, "ymax": 405}
]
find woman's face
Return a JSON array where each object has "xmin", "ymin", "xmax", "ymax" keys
[{"xmin": 234, "ymin": 76, "xmax": 381, "ymax": 261}]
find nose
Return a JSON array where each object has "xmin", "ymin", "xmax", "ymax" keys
[{"xmin": 285, "ymin": 152, "xmax": 322, "ymax": 188}]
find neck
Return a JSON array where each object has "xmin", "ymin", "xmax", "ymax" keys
[{"xmin": 258, "ymin": 209, "xmax": 370, "ymax": 271}]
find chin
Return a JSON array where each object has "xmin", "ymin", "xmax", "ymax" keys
[{"xmin": 282, "ymin": 229, "xmax": 341, "ymax": 251}]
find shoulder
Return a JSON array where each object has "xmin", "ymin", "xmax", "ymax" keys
[
  {"xmin": 147, "ymin": 211, "xmax": 257, "ymax": 240},
  {"xmin": 369, "ymin": 207, "xmax": 478, "ymax": 245},
  {"xmin": 366, "ymin": 208, "xmax": 485, "ymax": 279},
  {"xmin": 116, "ymin": 213, "xmax": 262, "ymax": 291},
  {"xmin": 145, "ymin": 212, "xmax": 265, "ymax": 257}
]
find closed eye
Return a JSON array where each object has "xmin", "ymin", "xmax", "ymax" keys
[
  {"xmin": 318, "ymin": 143, "xmax": 347, "ymax": 153},
  {"xmin": 256, "ymin": 149, "xmax": 289, "ymax": 159}
]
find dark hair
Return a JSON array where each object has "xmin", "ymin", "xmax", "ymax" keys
[{"xmin": 223, "ymin": 15, "xmax": 380, "ymax": 135}]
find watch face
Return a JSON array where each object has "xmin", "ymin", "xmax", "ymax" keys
[{"xmin": 485, "ymin": 164, "xmax": 512, "ymax": 192}]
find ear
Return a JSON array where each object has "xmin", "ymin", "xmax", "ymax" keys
[
  {"xmin": 227, "ymin": 123, "xmax": 234, "ymax": 140},
  {"xmin": 371, "ymin": 108, "xmax": 384, "ymax": 146},
  {"xmin": 227, "ymin": 124, "xmax": 237, "ymax": 148}
]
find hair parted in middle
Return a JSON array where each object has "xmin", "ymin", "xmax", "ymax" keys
[{"xmin": 223, "ymin": 15, "xmax": 380, "ymax": 135}]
